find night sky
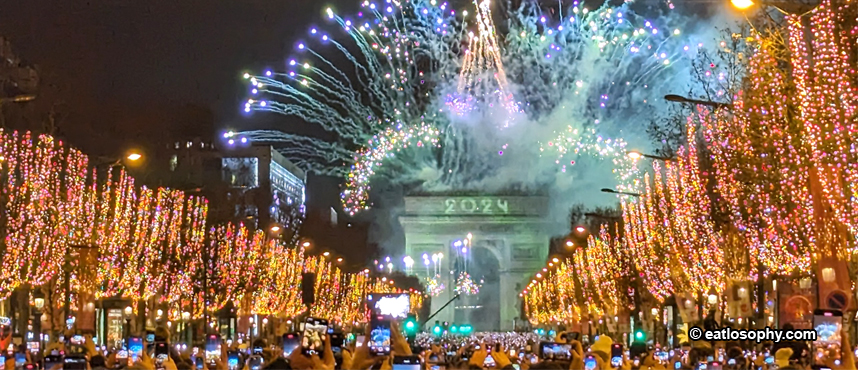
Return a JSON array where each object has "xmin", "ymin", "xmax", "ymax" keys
[
  {"xmin": 0, "ymin": 0, "xmax": 395, "ymax": 267},
  {"xmin": 0, "ymin": 0, "xmax": 361, "ymax": 154},
  {"xmin": 0, "ymin": 0, "xmax": 366, "ymax": 212}
]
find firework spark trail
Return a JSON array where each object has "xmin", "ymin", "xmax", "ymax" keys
[{"xmin": 242, "ymin": 0, "xmax": 699, "ymax": 213}]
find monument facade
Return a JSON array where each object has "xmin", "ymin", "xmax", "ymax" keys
[{"xmin": 400, "ymin": 195, "xmax": 550, "ymax": 331}]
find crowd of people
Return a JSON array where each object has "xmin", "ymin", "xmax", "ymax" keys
[{"xmin": 1, "ymin": 323, "xmax": 856, "ymax": 370}]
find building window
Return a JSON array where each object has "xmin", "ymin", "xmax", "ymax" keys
[{"xmin": 221, "ymin": 158, "xmax": 259, "ymax": 188}]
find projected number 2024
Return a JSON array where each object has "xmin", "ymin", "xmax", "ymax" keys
[{"xmin": 444, "ymin": 198, "xmax": 509, "ymax": 214}]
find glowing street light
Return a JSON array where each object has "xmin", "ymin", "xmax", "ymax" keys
[
  {"xmin": 731, "ymin": 0, "xmax": 754, "ymax": 9},
  {"xmin": 270, "ymin": 225, "xmax": 281, "ymax": 232},
  {"xmin": 575, "ymin": 226, "xmax": 586, "ymax": 233},
  {"xmin": 126, "ymin": 153, "xmax": 143, "ymax": 161},
  {"xmin": 627, "ymin": 150, "xmax": 673, "ymax": 161},
  {"xmin": 403, "ymin": 256, "xmax": 414, "ymax": 273},
  {"xmin": 728, "ymin": 0, "xmax": 818, "ymax": 14},
  {"xmin": 565, "ymin": 240, "xmax": 574, "ymax": 247}
]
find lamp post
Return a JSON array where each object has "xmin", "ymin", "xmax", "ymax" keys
[
  {"xmin": 32, "ymin": 291, "xmax": 44, "ymax": 352},
  {"xmin": 124, "ymin": 306, "xmax": 133, "ymax": 343},
  {"xmin": 92, "ymin": 152, "xmax": 144, "ymax": 169},
  {"xmin": 729, "ymin": 0, "xmax": 819, "ymax": 15},
  {"xmin": 664, "ymin": 94, "xmax": 732, "ymax": 109},
  {"xmin": 182, "ymin": 311, "xmax": 191, "ymax": 345},
  {"xmin": 600, "ymin": 188, "xmax": 642, "ymax": 197},
  {"xmin": 626, "ymin": 150, "xmax": 674, "ymax": 161}
]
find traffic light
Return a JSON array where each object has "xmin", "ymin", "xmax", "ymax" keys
[
  {"xmin": 634, "ymin": 329, "xmax": 646, "ymax": 342},
  {"xmin": 433, "ymin": 320, "xmax": 442, "ymax": 336},
  {"xmin": 404, "ymin": 314, "xmax": 417, "ymax": 341},
  {"xmin": 459, "ymin": 324, "xmax": 473, "ymax": 334},
  {"xmin": 404, "ymin": 314, "xmax": 417, "ymax": 333},
  {"xmin": 450, "ymin": 325, "xmax": 458, "ymax": 333}
]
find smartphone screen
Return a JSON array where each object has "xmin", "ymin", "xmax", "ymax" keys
[
  {"xmin": 392, "ymin": 355, "xmax": 421, "ymax": 370},
  {"xmin": 147, "ymin": 331, "xmax": 155, "ymax": 343},
  {"xmin": 282, "ymin": 333, "xmax": 300, "ymax": 357},
  {"xmin": 64, "ymin": 355, "xmax": 88, "ymax": 370},
  {"xmin": 367, "ymin": 293, "xmax": 411, "ymax": 319},
  {"xmin": 195, "ymin": 357, "xmax": 203, "ymax": 370},
  {"xmin": 584, "ymin": 355, "xmax": 597, "ymax": 370},
  {"xmin": 227, "ymin": 352, "xmax": 239, "ymax": 370},
  {"xmin": 539, "ymin": 342, "xmax": 572, "ymax": 361},
  {"xmin": 301, "ymin": 317, "xmax": 329, "ymax": 356},
  {"xmin": 369, "ymin": 315, "xmax": 391, "ymax": 356},
  {"xmin": 709, "ymin": 362, "xmax": 722, "ymax": 370},
  {"xmin": 674, "ymin": 361, "xmax": 681, "ymax": 369},
  {"xmin": 14, "ymin": 353, "xmax": 25, "ymax": 367},
  {"xmin": 483, "ymin": 354, "xmax": 496, "ymax": 368},
  {"xmin": 71, "ymin": 335, "xmax": 84, "ymax": 346},
  {"xmin": 330, "ymin": 333, "xmax": 344, "ymax": 359},
  {"xmin": 155, "ymin": 342, "xmax": 169, "ymax": 366},
  {"xmin": 129, "ymin": 337, "xmax": 144, "ymax": 361},
  {"xmin": 813, "ymin": 309, "xmax": 843, "ymax": 367},
  {"xmin": 611, "ymin": 343, "xmax": 623, "ymax": 367},
  {"xmin": 247, "ymin": 355, "xmax": 263, "ymax": 370},
  {"xmin": 205, "ymin": 334, "xmax": 221, "ymax": 362}
]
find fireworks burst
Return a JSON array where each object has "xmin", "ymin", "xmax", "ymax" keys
[
  {"xmin": 242, "ymin": 0, "xmax": 699, "ymax": 213},
  {"xmin": 455, "ymin": 271, "xmax": 481, "ymax": 295}
]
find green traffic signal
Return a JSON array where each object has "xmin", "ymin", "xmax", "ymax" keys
[
  {"xmin": 433, "ymin": 326, "xmax": 442, "ymax": 335},
  {"xmin": 405, "ymin": 321, "xmax": 416, "ymax": 330},
  {"xmin": 634, "ymin": 329, "xmax": 645, "ymax": 341},
  {"xmin": 450, "ymin": 325, "xmax": 458, "ymax": 333},
  {"xmin": 460, "ymin": 325, "xmax": 472, "ymax": 334}
]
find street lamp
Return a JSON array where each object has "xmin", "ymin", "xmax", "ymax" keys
[
  {"xmin": 627, "ymin": 150, "xmax": 674, "ymax": 161},
  {"xmin": 32, "ymin": 291, "xmax": 45, "ymax": 352},
  {"xmin": 124, "ymin": 306, "xmax": 134, "ymax": 343},
  {"xmin": 664, "ymin": 94, "xmax": 731, "ymax": 109},
  {"xmin": 729, "ymin": 0, "xmax": 819, "ymax": 14},
  {"xmin": 182, "ymin": 311, "xmax": 191, "ymax": 344},
  {"xmin": 600, "ymin": 188, "xmax": 642, "ymax": 197},
  {"xmin": 93, "ymin": 152, "xmax": 144, "ymax": 168}
]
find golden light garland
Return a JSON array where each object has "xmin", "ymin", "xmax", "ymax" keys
[
  {"xmin": 525, "ymin": 1, "xmax": 858, "ymax": 325},
  {"xmin": 0, "ymin": 130, "xmax": 420, "ymax": 325}
]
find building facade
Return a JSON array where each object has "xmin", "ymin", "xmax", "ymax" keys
[
  {"xmin": 400, "ymin": 195, "xmax": 551, "ymax": 331},
  {"xmin": 162, "ymin": 139, "xmax": 306, "ymax": 243}
]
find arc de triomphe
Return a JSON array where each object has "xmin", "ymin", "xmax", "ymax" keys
[{"xmin": 400, "ymin": 195, "xmax": 550, "ymax": 331}]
